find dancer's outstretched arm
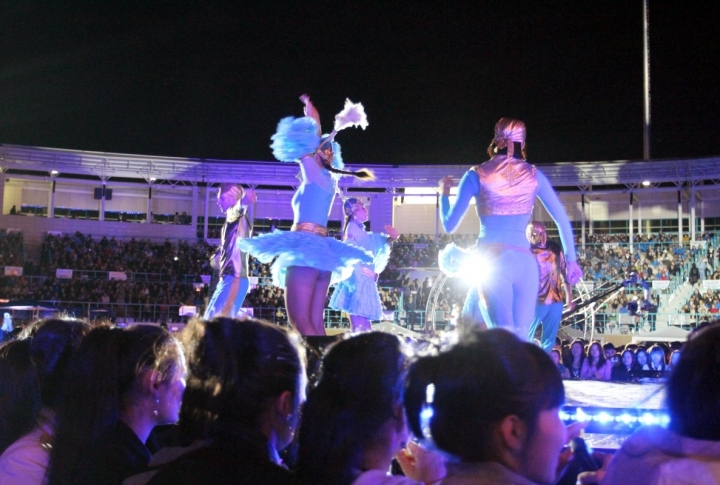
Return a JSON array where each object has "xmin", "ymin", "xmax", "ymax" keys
[
  {"xmin": 536, "ymin": 170, "xmax": 582, "ymax": 284},
  {"xmin": 438, "ymin": 170, "xmax": 480, "ymax": 233}
]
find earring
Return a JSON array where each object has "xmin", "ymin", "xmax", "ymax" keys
[{"xmin": 153, "ymin": 397, "xmax": 159, "ymax": 417}]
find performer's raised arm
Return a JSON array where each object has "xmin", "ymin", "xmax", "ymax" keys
[{"xmin": 439, "ymin": 171, "xmax": 479, "ymax": 233}]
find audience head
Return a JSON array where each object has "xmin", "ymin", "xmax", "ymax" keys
[
  {"xmin": 49, "ymin": 324, "xmax": 185, "ymax": 485},
  {"xmin": 297, "ymin": 332, "xmax": 408, "ymax": 485},
  {"xmin": 635, "ymin": 347, "xmax": 648, "ymax": 366},
  {"xmin": 178, "ymin": 317, "xmax": 305, "ymax": 454},
  {"xmin": 26, "ymin": 317, "xmax": 92, "ymax": 409},
  {"xmin": 620, "ymin": 349, "xmax": 635, "ymax": 369},
  {"xmin": 648, "ymin": 344, "xmax": 666, "ymax": 370},
  {"xmin": 587, "ymin": 341, "xmax": 607, "ymax": 369},
  {"xmin": 549, "ymin": 349, "xmax": 562, "ymax": 367},
  {"xmin": 602, "ymin": 342, "xmax": 616, "ymax": 360},
  {"xmin": 669, "ymin": 349, "xmax": 681, "ymax": 368},
  {"xmin": 667, "ymin": 323, "xmax": 720, "ymax": 440},
  {"xmin": 405, "ymin": 329, "xmax": 565, "ymax": 485},
  {"xmin": 0, "ymin": 340, "xmax": 40, "ymax": 454}
]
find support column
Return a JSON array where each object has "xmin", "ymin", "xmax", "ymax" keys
[
  {"xmin": 191, "ymin": 184, "xmax": 198, "ymax": 228},
  {"xmin": 49, "ymin": 180, "xmax": 56, "ymax": 218},
  {"xmin": 690, "ymin": 187, "xmax": 696, "ymax": 242},
  {"xmin": 637, "ymin": 199, "xmax": 642, "ymax": 236},
  {"xmin": 146, "ymin": 186, "xmax": 152, "ymax": 223},
  {"xmin": 0, "ymin": 171, "xmax": 5, "ymax": 214},
  {"xmin": 629, "ymin": 193, "xmax": 634, "ymax": 252},
  {"xmin": 678, "ymin": 190, "xmax": 683, "ymax": 244},
  {"xmin": 99, "ymin": 182, "xmax": 106, "ymax": 222},
  {"xmin": 203, "ymin": 185, "xmax": 210, "ymax": 240}
]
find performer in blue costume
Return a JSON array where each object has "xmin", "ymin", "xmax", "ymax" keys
[
  {"xmin": 329, "ymin": 198, "xmax": 399, "ymax": 331},
  {"xmin": 238, "ymin": 95, "xmax": 373, "ymax": 335},
  {"xmin": 204, "ymin": 183, "xmax": 256, "ymax": 319},
  {"xmin": 526, "ymin": 220, "xmax": 576, "ymax": 351},
  {"xmin": 438, "ymin": 118, "xmax": 582, "ymax": 340}
]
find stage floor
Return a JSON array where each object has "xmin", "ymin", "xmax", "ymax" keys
[
  {"xmin": 563, "ymin": 379, "xmax": 667, "ymax": 450},
  {"xmin": 563, "ymin": 379, "xmax": 666, "ymax": 409}
]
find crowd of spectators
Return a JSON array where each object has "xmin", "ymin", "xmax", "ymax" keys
[
  {"xmin": 0, "ymin": 231, "xmax": 23, "ymax": 267},
  {"xmin": 555, "ymin": 338, "xmax": 682, "ymax": 382},
  {"xmin": 3, "ymin": 315, "xmax": 719, "ymax": 485}
]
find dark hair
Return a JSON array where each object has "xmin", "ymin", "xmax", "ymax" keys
[
  {"xmin": 28, "ymin": 317, "xmax": 91, "ymax": 409},
  {"xmin": 0, "ymin": 340, "xmax": 41, "ymax": 454},
  {"xmin": 648, "ymin": 344, "xmax": 667, "ymax": 371},
  {"xmin": 405, "ymin": 329, "xmax": 564, "ymax": 462},
  {"xmin": 667, "ymin": 323, "xmax": 720, "ymax": 440},
  {"xmin": 587, "ymin": 341, "xmax": 607, "ymax": 371},
  {"xmin": 48, "ymin": 325, "xmax": 183, "ymax": 485},
  {"xmin": 177, "ymin": 317, "xmax": 305, "ymax": 444},
  {"xmin": 620, "ymin": 348, "xmax": 635, "ymax": 368},
  {"xmin": 563, "ymin": 338, "xmax": 586, "ymax": 370},
  {"xmin": 297, "ymin": 332, "xmax": 406, "ymax": 485},
  {"xmin": 602, "ymin": 342, "xmax": 616, "ymax": 352}
]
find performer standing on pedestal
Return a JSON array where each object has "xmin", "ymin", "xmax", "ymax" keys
[
  {"xmin": 526, "ymin": 221, "xmax": 576, "ymax": 351},
  {"xmin": 204, "ymin": 183, "xmax": 256, "ymax": 319},
  {"xmin": 438, "ymin": 118, "xmax": 582, "ymax": 340},
  {"xmin": 329, "ymin": 198, "xmax": 399, "ymax": 331},
  {"xmin": 238, "ymin": 95, "xmax": 373, "ymax": 335}
]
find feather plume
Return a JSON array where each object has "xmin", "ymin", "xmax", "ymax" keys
[
  {"xmin": 270, "ymin": 117, "xmax": 321, "ymax": 162},
  {"xmin": 334, "ymin": 99, "xmax": 369, "ymax": 131},
  {"xmin": 438, "ymin": 243, "xmax": 473, "ymax": 277}
]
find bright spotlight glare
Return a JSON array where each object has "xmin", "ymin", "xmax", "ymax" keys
[
  {"xmin": 459, "ymin": 252, "xmax": 490, "ymax": 285},
  {"xmin": 642, "ymin": 180, "xmax": 651, "ymax": 186}
]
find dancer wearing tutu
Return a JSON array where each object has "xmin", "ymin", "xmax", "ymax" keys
[
  {"xmin": 238, "ymin": 95, "xmax": 373, "ymax": 335},
  {"xmin": 329, "ymin": 198, "xmax": 399, "ymax": 331},
  {"xmin": 438, "ymin": 118, "xmax": 582, "ymax": 340},
  {"xmin": 204, "ymin": 183, "xmax": 256, "ymax": 319}
]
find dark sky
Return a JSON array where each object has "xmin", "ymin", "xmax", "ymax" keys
[{"xmin": 1, "ymin": 1, "xmax": 719, "ymax": 165}]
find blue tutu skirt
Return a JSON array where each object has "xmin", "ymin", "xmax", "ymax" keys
[
  {"xmin": 237, "ymin": 230, "xmax": 372, "ymax": 287},
  {"xmin": 329, "ymin": 267, "xmax": 383, "ymax": 320}
]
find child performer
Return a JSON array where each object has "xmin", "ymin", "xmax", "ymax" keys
[
  {"xmin": 238, "ymin": 95, "xmax": 373, "ymax": 336},
  {"xmin": 329, "ymin": 198, "xmax": 399, "ymax": 331},
  {"xmin": 204, "ymin": 183, "xmax": 256, "ymax": 319}
]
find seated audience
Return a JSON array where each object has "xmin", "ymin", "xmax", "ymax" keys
[
  {"xmin": 580, "ymin": 342, "xmax": 612, "ymax": 381},
  {"xmin": 563, "ymin": 339, "xmax": 586, "ymax": 380},
  {"xmin": 601, "ymin": 323, "xmax": 720, "ymax": 484},
  {"xmin": 404, "ymin": 328, "xmax": 574, "ymax": 485},
  {"xmin": 550, "ymin": 349, "xmax": 570, "ymax": 379},
  {"xmin": 141, "ymin": 317, "xmax": 305, "ymax": 485},
  {"xmin": 635, "ymin": 347, "xmax": 650, "ymax": 370},
  {"xmin": 296, "ymin": 331, "xmax": 443, "ymax": 485},
  {"xmin": 0, "ymin": 317, "xmax": 91, "ymax": 485},
  {"xmin": 47, "ymin": 325, "xmax": 186, "ymax": 485},
  {"xmin": 611, "ymin": 349, "xmax": 637, "ymax": 382},
  {"xmin": 647, "ymin": 344, "xmax": 667, "ymax": 373}
]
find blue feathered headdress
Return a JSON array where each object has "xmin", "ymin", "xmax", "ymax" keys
[{"xmin": 270, "ymin": 117, "xmax": 321, "ymax": 162}]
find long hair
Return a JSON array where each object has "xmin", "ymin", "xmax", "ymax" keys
[
  {"xmin": 563, "ymin": 339, "xmax": 587, "ymax": 370},
  {"xmin": 297, "ymin": 332, "xmax": 407, "ymax": 485},
  {"xmin": 177, "ymin": 317, "xmax": 305, "ymax": 447},
  {"xmin": 47, "ymin": 325, "xmax": 182, "ymax": 485},
  {"xmin": 28, "ymin": 317, "xmax": 92, "ymax": 409},
  {"xmin": 0, "ymin": 340, "xmax": 41, "ymax": 454},
  {"xmin": 405, "ymin": 329, "xmax": 564, "ymax": 463},
  {"xmin": 587, "ymin": 341, "xmax": 607, "ymax": 371}
]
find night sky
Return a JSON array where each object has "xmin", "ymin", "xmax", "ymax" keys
[{"xmin": 1, "ymin": 1, "xmax": 718, "ymax": 165}]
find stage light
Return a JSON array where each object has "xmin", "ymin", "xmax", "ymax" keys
[
  {"xmin": 642, "ymin": 180, "xmax": 651, "ymax": 186},
  {"xmin": 561, "ymin": 406, "xmax": 669, "ymax": 434}
]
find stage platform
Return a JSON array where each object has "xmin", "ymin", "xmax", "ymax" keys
[{"xmin": 562, "ymin": 379, "xmax": 667, "ymax": 450}]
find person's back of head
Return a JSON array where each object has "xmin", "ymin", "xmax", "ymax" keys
[
  {"xmin": 0, "ymin": 340, "xmax": 40, "ymax": 454},
  {"xmin": 405, "ymin": 328, "xmax": 565, "ymax": 484},
  {"xmin": 667, "ymin": 322, "xmax": 720, "ymax": 440},
  {"xmin": 48, "ymin": 324, "xmax": 183, "ymax": 485},
  {"xmin": 28, "ymin": 317, "xmax": 92, "ymax": 410},
  {"xmin": 297, "ymin": 332, "xmax": 407, "ymax": 485},
  {"xmin": 178, "ymin": 317, "xmax": 305, "ymax": 448}
]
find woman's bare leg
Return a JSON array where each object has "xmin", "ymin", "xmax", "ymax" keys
[
  {"xmin": 309, "ymin": 270, "xmax": 331, "ymax": 335},
  {"xmin": 285, "ymin": 266, "xmax": 324, "ymax": 335}
]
